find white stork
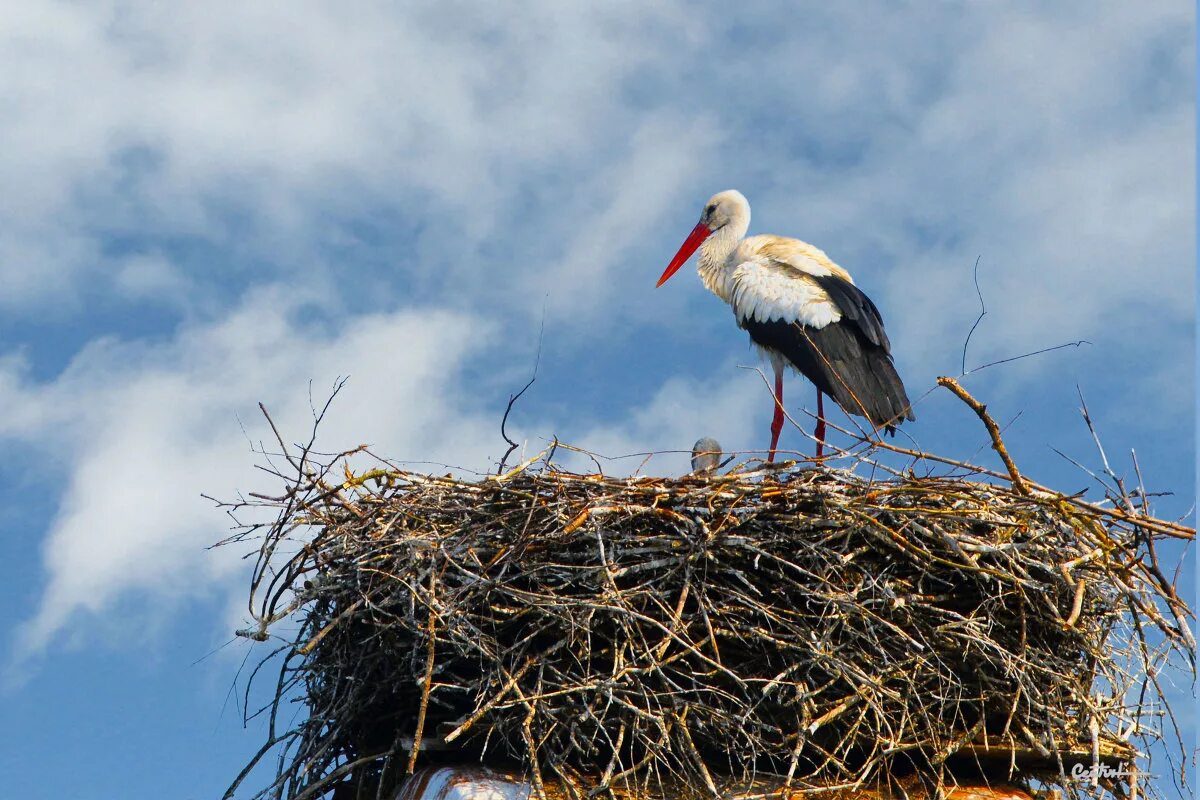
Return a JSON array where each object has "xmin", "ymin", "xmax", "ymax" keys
[{"xmin": 656, "ymin": 190, "xmax": 914, "ymax": 461}]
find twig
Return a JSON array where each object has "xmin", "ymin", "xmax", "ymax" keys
[
  {"xmin": 408, "ymin": 568, "xmax": 439, "ymax": 774},
  {"xmin": 497, "ymin": 299, "xmax": 548, "ymax": 475},
  {"xmin": 961, "ymin": 255, "xmax": 985, "ymax": 377},
  {"xmin": 937, "ymin": 377, "xmax": 1030, "ymax": 495},
  {"xmin": 498, "ymin": 376, "xmax": 537, "ymax": 475},
  {"xmin": 967, "ymin": 340, "xmax": 1091, "ymax": 375},
  {"xmin": 1076, "ymin": 386, "xmax": 1133, "ymax": 512},
  {"xmin": 956, "ymin": 256, "xmax": 1092, "ymax": 376}
]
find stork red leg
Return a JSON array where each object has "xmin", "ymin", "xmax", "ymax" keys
[
  {"xmin": 768, "ymin": 365, "xmax": 785, "ymax": 462},
  {"xmin": 815, "ymin": 391, "xmax": 826, "ymax": 459}
]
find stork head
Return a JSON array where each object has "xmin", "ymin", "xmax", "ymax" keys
[
  {"xmin": 656, "ymin": 189, "xmax": 751, "ymax": 287},
  {"xmin": 700, "ymin": 189, "xmax": 750, "ymax": 232},
  {"xmin": 690, "ymin": 436, "xmax": 723, "ymax": 474}
]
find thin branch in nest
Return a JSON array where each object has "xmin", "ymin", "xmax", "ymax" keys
[
  {"xmin": 1076, "ymin": 385, "xmax": 1133, "ymax": 512},
  {"xmin": 936, "ymin": 377, "xmax": 1028, "ymax": 495},
  {"xmin": 408, "ymin": 569, "xmax": 439, "ymax": 774},
  {"xmin": 498, "ymin": 298, "xmax": 548, "ymax": 475},
  {"xmin": 498, "ymin": 375, "xmax": 537, "ymax": 475}
]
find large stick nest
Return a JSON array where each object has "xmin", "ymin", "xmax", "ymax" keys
[{"xmin": 220, "ymin": 428, "xmax": 1192, "ymax": 800}]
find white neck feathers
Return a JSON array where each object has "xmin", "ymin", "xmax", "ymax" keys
[{"xmin": 697, "ymin": 212, "xmax": 750, "ymax": 303}]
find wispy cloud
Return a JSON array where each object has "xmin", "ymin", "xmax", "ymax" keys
[{"xmin": 7, "ymin": 288, "xmax": 500, "ymax": 657}]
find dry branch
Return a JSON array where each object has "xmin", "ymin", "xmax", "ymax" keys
[{"xmin": 936, "ymin": 378, "xmax": 1029, "ymax": 495}]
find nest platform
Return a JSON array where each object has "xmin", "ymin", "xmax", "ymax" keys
[{"xmin": 221, "ymin": 442, "xmax": 1192, "ymax": 800}]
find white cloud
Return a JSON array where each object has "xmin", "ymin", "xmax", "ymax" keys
[
  {"xmin": 114, "ymin": 252, "xmax": 194, "ymax": 302},
  {"xmin": 6, "ymin": 287, "xmax": 502, "ymax": 657},
  {"xmin": 528, "ymin": 114, "xmax": 722, "ymax": 324},
  {"xmin": 0, "ymin": 0, "xmax": 694, "ymax": 312},
  {"xmin": 1, "ymin": 2, "xmax": 1191, "ymax": 392}
]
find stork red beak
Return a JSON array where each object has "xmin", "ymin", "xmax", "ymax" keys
[{"xmin": 656, "ymin": 222, "xmax": 711, "ymax": 287}]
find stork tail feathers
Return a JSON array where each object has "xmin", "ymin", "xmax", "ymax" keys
[{"xmin": 742, "ymin": 317, "xmax": 915, "ymax": 434}]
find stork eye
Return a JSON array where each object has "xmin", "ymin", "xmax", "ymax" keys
[{"xmin": 705, "ymin": 204, "xmax": 716, "ymax": 217}]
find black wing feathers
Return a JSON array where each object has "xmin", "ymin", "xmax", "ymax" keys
[
  {"xmin": 810, "ymin": 273, "xmax": 891, "ymax": 352},
  {"xmin": 740, "ymin": 274, "xmax": 914, "ymax": 433}
]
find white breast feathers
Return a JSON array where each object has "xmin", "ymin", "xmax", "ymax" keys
[{"xmin": 729, "ymin": 257, "xmax": 842, "ymax": 328}]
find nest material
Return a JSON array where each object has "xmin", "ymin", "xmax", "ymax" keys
[{"xmin": 221, "ymin": 437, "xmax": 1192, "ymax": 800}]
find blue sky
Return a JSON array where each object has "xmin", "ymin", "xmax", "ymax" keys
[{"xmin": 0, "ymin": 2, "xmax": 1193, "ymax": 798}]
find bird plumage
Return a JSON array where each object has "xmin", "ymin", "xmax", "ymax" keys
[
  {"xmin": 739, "ymin": 313, "xmax": 912, "ymax": 433},
  {"xmin": 658, "ymin": 190, "xmax": 914, "ymax": 457},
  {"xmin": 690, "ymin": 437, "xmax": 723, "ymax": 474}
]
